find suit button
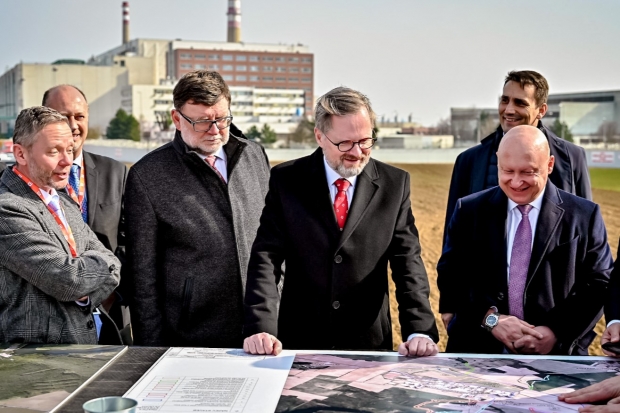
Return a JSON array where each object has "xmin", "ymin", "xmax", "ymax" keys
[
  {"xmin": 334, "ymin": 255, "xmax": 342, "ymax": 264},
  {"xmin": 87, "ymin": 320, "xmax": 94, "ymax": 329},
  {"xmin": 497, "ymin": 292, "xmax": 505, "ymax": 301},
  {"xmin": 332, "ymin": 301, "xmax": 341, "ymax": 309}
]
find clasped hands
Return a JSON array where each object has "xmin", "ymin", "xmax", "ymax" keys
[
  {"xmin": 243, "ymin": 332, "xmax": 438, "ymax": 357},
  {"xmin": 491, "ymin": 314, "xmax": 556, "ymax": 355}
]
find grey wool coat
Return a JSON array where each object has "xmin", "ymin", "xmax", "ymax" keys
[
  {"xmin": 125, "ymin": 126, "xmax": 270, "ymax": 347},
  {"xmin": 0, "ymin": 168, "xmax": 121, "ymax": 344}
]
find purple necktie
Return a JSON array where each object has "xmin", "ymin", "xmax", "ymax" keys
[{"xmin": 508, "ymin": 204, "xmax": 533, "ymax": 320}]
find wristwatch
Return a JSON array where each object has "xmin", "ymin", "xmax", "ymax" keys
[{"xmin": 483, "ymin": 310, "xmax": 500, "ymax": 332}]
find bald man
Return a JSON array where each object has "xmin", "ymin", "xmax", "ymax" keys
[
  {"xmin": 437, "ymin": 125, "xmax": 613, "ymax": 355},
  {"xmin": 43, "ymin": 85, "xmax": 130, "ymax": 344}
]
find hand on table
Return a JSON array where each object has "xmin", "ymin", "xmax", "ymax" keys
[
  {"xmin": 602, "ymin": 324, "xmax": 620, "ymax": 357},
  {"xmin": 398, "ymin": 336, "xmax": 438, "ymax": 357},
  {"xmin": 559, "ymin": 375, "xmax": 620, "ymax": 411},
  {"xmin": 512, "ymin": 325, "xmax": 557, "ymax": 355},
  {"xmin": 490, "ymin": 314, "xmax": 543, "ymax": 352},
  {"xmin": 243, "ymin": 332, "xmax": 282, "ymax": 355}
]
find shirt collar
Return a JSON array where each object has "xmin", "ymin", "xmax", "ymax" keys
[
  {"xmin": 73, "ymin": 151, "xmax": 83, "ymax": 166},
  {"xmin": 323, "ymin": 156, "xmax": 358, "ymax": 188},
  {"xmin": 38, "ymin": 187, "xmax": 60, "ymax": 207},
  {"xmin": 507, "ymin": 187, "xmax": 546, "ymax": 213},
  {"xmin": 196, "ymin": 146, "xmax": 227, "ymax": 162}
]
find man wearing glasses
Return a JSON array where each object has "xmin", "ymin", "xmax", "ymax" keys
[
  {"xmin": 124, "ymin": 70, "xmax": 270, "ymax": 347},
  {"xmin": 243, "ymin": 86, "xmax": 439, "ymax": 356}
]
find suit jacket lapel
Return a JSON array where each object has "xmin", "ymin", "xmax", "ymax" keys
[
  {"xmin": 487, "ymin": 187, "xmax": 509, "ymax": 292},
  {"xmin": 336, "ymin": 159, "xmax": 379, "ymax": 251},
  {"xmin": 307, "ymin": 149, "xmax": 341, "ymax": 243},
  {"xmin": 83, "ymin": 151, "xmax": 98, "ymax": 226},
  {"xmin": 526, "ymin": 182, "xmax": 564, "ymax": 286}
]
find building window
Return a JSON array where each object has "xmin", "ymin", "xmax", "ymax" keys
[
  {"xmin": 195, "ymin": 64, "xmax": 206, "ymax": 69},
  {"xmin": 263, "ymin": 76, "xmax": 273, "ymax": 81},
  {"xmin": 208, "ymin": 64, "xmax": 219, "ymax": 70},
  {"xmin": 302, "ymin": 57, "xmax": 312, "ymax": 63},
  {"xmin": 288, "ymin": 77, "xmax": 299, "ymax": 82},
  {"xmin": 302, "ymin": 77, "xmax": 311, "ymax": 83},
  {"xmin": 263, "ymin": 66, "xmax": 273, "ymax": 72},
  {"xmin": 276, "ymin": 77, "xmax": 286, "ymax": 82},
  {"xmin": 180, "ymin": 63, "xmax": 192, "ymax": 69},
  {"xmin": 236, "ymin": 75, "xmax": 247, "ymax": 81},
  {"xmin": 249, "ymin": 75, "xmax": 259, "ymax": 81},
  {"xmin": 263, "ymin": 56, "xmax": 273, "ymax": 61},
  {"xmin": 223, "ymin": 65, "xmax": 233, "ymax": 71},
  {"xmin": 236, "ymin": 55, "xmax": 247, "ymax": 61},
  {"xmin": 223, "ymin": 55, "xmax": 233, "ymax": 61},
  {"xmin": 236, "ymin": 65, "xmax": 247, "ymax": 71},
  {"xmin": 289, "ymin": 67, "xmax": 299, "ymax": 73},
  {"xmin": 289, "ymin": 57, "xmax": 299, "ymax": 63},
  {"xmin": 250, "ymin": 65, "xmax": 259, "ymax": 72},
  {"xmin": 275, "ymin": 57, "xmax": 285, "ymax": 62},
  {"xmin": 194, "ymin": 54, "xmax": 206, "ymax": 59},
  {"xmin": 249, "ymin": 55, "xmax": 259, "ymax": 62},
  {"xmin": 302, "ymin": 67, "xmax": 312, "ymax": 73},
  {"xmin": 223, "ymin": 75, "xmax": 233, "ymax": 81},
  {"xmin": 276, "ymin": 67, "xmax": 287, "ymax": 73},
  {"xmin": 154, "ymin": 99, "xmax": 173, "ymax": 105},
  {"xmin": 208, "ymin": 54, "xmax": 219, "ymax": 60},
  {"xmin": 180, "ymin": 53, "xmax": 192, "ymax": 60}
]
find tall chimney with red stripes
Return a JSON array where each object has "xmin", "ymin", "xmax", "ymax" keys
[
  {"xmin": 122, "ymin": 2, "xmax": 130, "ymax": 45},
  {"xmin": 227, "ymin": 0, "xmax": 241, "ymax": 43}
]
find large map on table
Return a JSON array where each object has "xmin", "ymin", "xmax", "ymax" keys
[
  {"xmin": 276, "ymin": 353, "xmax": 620, "ymax": 412},
  {"xmin": 0, "ymin": 344, "xmax": 125, "ymax": 413}
]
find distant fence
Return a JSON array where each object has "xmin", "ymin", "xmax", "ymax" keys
[{"xmin": 84, "ymin": 144, "xmax": 620, "ymax": 168}]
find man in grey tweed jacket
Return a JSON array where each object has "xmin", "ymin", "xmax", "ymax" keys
[
  {"xmin": 0, "ymin": 107, "xmax": 120, "ymax": 344},
  {"xmin": 125, "ymin": 71, "xmax": 270, "ymax": 347}
]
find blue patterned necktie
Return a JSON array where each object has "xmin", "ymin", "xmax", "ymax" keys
[
  {"xmin": 508, "ymin": 204, "xmax": 533, "ymax": 320},
  {"xmin": 69, "ymin": 164, "xmax": 88, "ymax": 222}
]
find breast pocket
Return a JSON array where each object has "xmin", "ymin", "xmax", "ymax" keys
[{"xmin": 547, "ymin": 236, "xmax": 579, "ymax": 285}]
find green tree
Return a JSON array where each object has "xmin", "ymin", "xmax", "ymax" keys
[
  {"xmin": 106, "ymin": 109, "xmax": 141, "ymax": 141},
  {"xmin": 245, "ymin": 125, "xmax": 262, "ymax": 142},
  {"xmin": 261, "ymin": 124, "xmax": 277, "ymax": 144},
  {"xmin": 550, "ymin": 119, "xmax": 574, "ymax": 142}
]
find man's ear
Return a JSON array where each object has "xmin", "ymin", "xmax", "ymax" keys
[
  {"xmin": 537, "ymin": 103, "xmax": 548, "ymax": 119},
  {"xmin": 171, "ymin": 109, "xmax": 182, "ymax": 130},
  {"xmin": 13, "ymin": 144, "xmax": 28, "ymax": 166},
  {"xmin": 314, "ymin": 127, "xmax": 324, "ymax": 147},
  {"xmin": 548, "ymin": 155, "xmax": 555, "ymax": 173}
]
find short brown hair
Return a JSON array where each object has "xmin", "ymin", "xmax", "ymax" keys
[
  {"xmin": 314, "ymin": 87, "xmax": 376, "ymax": 133},
  {"xmin": 504, "ymin": 70, "xmax": 549, "ymax": 106},
  {"xmin": 173, "ymin": 70, "xmax": 231, "ymax": 110},
  {"xmin": 13, "ymin": 106, "xmax": 69, "ymax": 148},
  {"xmin": 41, "ymin": 84, "xmax": 88, "ymax": 106}
]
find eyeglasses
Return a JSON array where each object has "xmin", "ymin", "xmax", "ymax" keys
[
  {"xmin": 177, "ymin": 110, "xmax": 233, "ymax": 132},
  {"xmin": 322, "ymin": 131, "xmax": 376, "ymax": 152}
]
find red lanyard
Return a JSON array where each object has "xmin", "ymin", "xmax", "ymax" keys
[
  {"xmin": 13, "ymin": 166, "xmax": 78, "ymax": 258},
  {"xmin": 66, "ymin": 159, "xmax": 85, "ymax": 212}
]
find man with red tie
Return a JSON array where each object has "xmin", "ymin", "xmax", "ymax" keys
[{"xmin": 243, "ymin": 86, "xmax": 439, "ymax": 356}]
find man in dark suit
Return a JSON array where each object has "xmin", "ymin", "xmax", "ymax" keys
[
  {"xmin": 441, "ymin": 70, "xmax": 592, "ymax": 329},
  {"xmin": 125, "ymin": 70, "xmax": 270, "ymax": 347},
  {"xmin": 43, "ymin": 85, "xmax": 129, "ymax": 344},
  {"xmin": 438, "ymin": 125, "xmax": 612, "ymax": 355},
  {"xmin": 243, "ymin": 87, "xmax": 439, "ymax": 357}
]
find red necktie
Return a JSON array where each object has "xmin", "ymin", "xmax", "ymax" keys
[
  {"xmin": 205, "ymin": 155, "xmax": 225, "ymax": 182},
  {"xmin": 334, "ymin": 178, "xmax": 351, "ymax": 231}
]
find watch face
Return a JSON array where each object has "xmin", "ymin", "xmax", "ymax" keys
[{"xmin": 486, "ymin": 314, "xmax": 499, "ymax": 327}]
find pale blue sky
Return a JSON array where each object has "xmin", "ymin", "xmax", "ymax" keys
[{"xmin": 1, "ymin": 0, "xmax": 619, "ymax": 124}]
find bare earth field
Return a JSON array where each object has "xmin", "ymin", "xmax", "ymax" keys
[{"xmin": 387, "ymin": 164, "xmax": 620, "ymax": 355}]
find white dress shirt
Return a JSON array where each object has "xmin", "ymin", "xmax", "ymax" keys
[
  {"xmin": 323, "ymin": 157, "xmax": 357, "ymax": 203},
  {"xmin": 323, "ymin": 156, "xmax": 432, "ymax": 345},
  {"xmin": 505, "ymin": 188, "xmax": 545, "ymax": 280},
  {"xmin": 198, "ymin": 146, "xmax": 228, "ymax": 183}
]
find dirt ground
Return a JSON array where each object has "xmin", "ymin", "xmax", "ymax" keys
[{"xmin": 387, "ymin": 164, "xmax": 620, "ymax": 355}]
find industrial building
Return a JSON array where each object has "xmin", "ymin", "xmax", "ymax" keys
[{"xmin": 0, "ymin": 0, "xmax": 314, "ymax": 138}]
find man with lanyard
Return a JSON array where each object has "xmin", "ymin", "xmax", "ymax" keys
[
  {"xmin": 0, "ymin": 106, "xmax": 120, "ymax": 344},
  {"xmin": 43, "ymin": 85, "xmax": 129, "ymax": 344}
]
